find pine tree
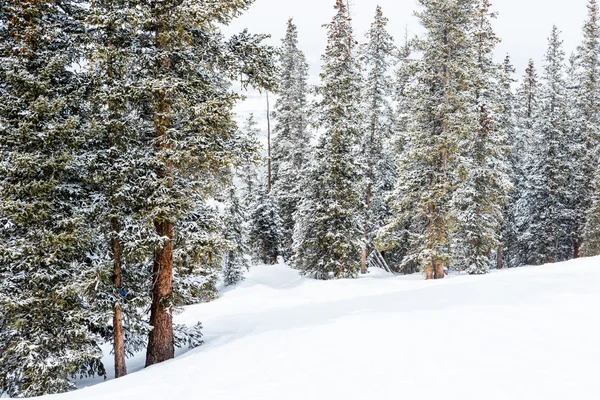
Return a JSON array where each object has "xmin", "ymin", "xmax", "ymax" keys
[
  {"xmin": 497, "ymin": 55, "xmax": 517, "ymax": 269},
  {"xmin": 238, "ymin": 114, "xmax": 262, "ymax": 211},
  {"xmin": 249, "ymin": 183, "xmax": 283, "ymax": 264},
  {"xmin": 292, "ymin": 0, "xmax": 364, "ymax": 279},
  {"xmin": 88, "ymin": 0, "xmax": 278, "ymax": 368},
  {"xmin": 451, "ymin": 0, "xmax": 511, "ymax": 275},
  {"xmin": 379, "ymin": 0, "xmax": 477, "ymax": 279},
  {"xmin": 0, "ymin": 1, "xmax": 105, "ymax": 395},
  {"xmin": 358, "ymin": 6, "xmax": 398, "ymax": 274},
  {"xmin": 271, "ymin": 19, "xmax": 311, "ymax": 258},
  {"xmin": 84, "ymin": 0, "xmax": 155, "ymax": 378},
  {"xmin": 576, "ymin": 0, "xmax": 600, "ymax": 256},
  {"xmin": 222, "ymin": 186, "xmax": 250, "ymax": 285},
  {"xmin": 517, "ymin": 26, "xmax": 571, "ymax": 265},
  {"xmin": 511, "ymin": 59, "xmax": 541, "ymax": 267}
]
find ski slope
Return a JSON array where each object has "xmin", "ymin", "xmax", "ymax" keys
[{"xmin": 40, "ymin": 258, "xmax": 600, "ymax": 400}]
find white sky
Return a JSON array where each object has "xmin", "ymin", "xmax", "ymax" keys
[{"xmin": 224, "ymin": 0, "xmax": 591, "ymax": 143}]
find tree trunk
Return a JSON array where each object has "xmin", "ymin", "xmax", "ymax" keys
[
  {"xmin": 425, "ymin": 261, "xmax": 434, "ymax": 280},
  {"xmin": 574, "ymin": 239, "xmax": 583, "ymax": 259},
  {"xmin": 145, "ymin": 220, "xmax": 174, "ymax": 367},
  {"xmin": 434, "ymin": 261, "xmax": 445, "ymax": 279},
  {"xmin": 146, "ymin": 30, "xmax": 175, "ymax": 366},
  {"xmin": 497, "ymin": 246, "xmax": 503, "ymax": 269},
  {"xmin": 361, "ymin": 248, "xmax": 367, "ymax": 274},
  {"xmin": 111, "ymin": 217, "xmax": 127, "ymax": 378}
]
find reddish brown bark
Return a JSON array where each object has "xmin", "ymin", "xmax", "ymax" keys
[
  {"xmin": 111, "ymin": 217, "xmax": 127, "ymax": 378},
  {"xmin": 425, "ymin": 262, "xmax": 434, "ymax": 280},
  {"xmin": 434, "ymin": 262, "xmax": 445, "ymax": 279},
  {"xmin": 574, "ymin": 239, "xmax": 583, "ymax": 259},
  {"xmin": 145, "ymin": 220, "xmax": 175, "ymax": 367},
  {"xmin": 146, "ymin": 31, "xmax": 175, "ymax": 366},
  {"xmin": 361, "ymin": 248, "xmax": 367, "ymax": 275}
]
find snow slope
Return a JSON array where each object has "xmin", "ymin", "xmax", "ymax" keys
[{"xmin": 41, "ymin": 258, "xmax": 600, "ymax": 400}]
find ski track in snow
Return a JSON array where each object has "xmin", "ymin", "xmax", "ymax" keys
[{"xmin": 39, "ymin": 258, "xmax": 600, "ymax": 400}]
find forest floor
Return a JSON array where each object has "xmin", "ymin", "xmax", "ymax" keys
[{"xmin": 38, "ymin": 257, "xmax": 600, "ymax": 400}]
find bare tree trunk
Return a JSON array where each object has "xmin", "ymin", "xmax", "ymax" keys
[
  {"xmin": 111, "ymin": 217, "xmax": 127, "ymax": 378},
  {"xmin": 497, "ymin": 246, "xmax": 503, "ymax": 269},
  {"xmin": 146, "ymin": 220, "xmax": 174, "ymax": 367}
]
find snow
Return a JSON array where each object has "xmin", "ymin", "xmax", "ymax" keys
[{"xmin": 40, "ymin": 258, "xmax": 600, "ymax": 400}]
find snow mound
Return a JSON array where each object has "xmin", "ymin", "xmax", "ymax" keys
[{"xmin": 39, "ymin": 258, "xmax": 600, "ymax": 400}]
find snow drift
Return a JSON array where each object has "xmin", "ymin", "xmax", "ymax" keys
[{"xmin": 38, "ymin": 258, "xmax": 600, "ymax": 400}]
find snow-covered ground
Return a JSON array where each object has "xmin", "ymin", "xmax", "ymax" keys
[{"xmin": 41, "ymin": 258, "xmax": 600, "ymax": 400}]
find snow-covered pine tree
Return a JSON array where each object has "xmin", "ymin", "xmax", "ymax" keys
[
  {"xmin": 271, "ymin": 19, "xmax": 311, "ymax": 258},
  {"xmin": 84, "ymin": 0, "xmax": 156, "ymax": 378},
  {"xmin": 238, "ymin": 114, "xmax": 262, "ymax": 211},
  {"xmin": 0, "ymin": 1, "xmax": 105, "ymax": 396},
  {"xmin": 108, "ymin": 0, "xmax": 277, "ymax": 367},
  {"xmin": 292, "ymin": 0, "xmax": 364, "ymax": 279},
  {"xmin": 379, "ymin": 0, "xmax": 477, "ymax": 279},
  {"xmin": 517, "ymin": 26, "xmax": 572, "ymax": 265},
  {"xmin": 358, "ymin": 6, "xmax": 398, "ymax": 274},
  {"xmin": 511, "ymin": 59, "xmax": 541, "ymax": 267},
  {"xmin": 573, "ymin": 0, "xmax": 600, "ymax": 257},
  {"xmin": 249, "ymin": 182, "xmax": 283, "ymax": 264},
  {"xmin": 497, "ymin": 55, "xmax": 517, "ymax": 269},
  {"xmin": 222, "ymin": 185, "xmax": 250, "ymax": 285},
  {"xmin": 451, "ymin": 0, "xmax": 511, "ymax": 275}
]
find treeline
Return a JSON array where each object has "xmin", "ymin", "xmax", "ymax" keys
[
  {"xmin": 0, "ymin": 0, "xmax": 275, "ymax": 397},
  {"xmin": 248, "ymin": 0, "xmax": 600, "ymax": 279}
]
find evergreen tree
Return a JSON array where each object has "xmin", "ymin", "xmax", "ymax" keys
[
  {"xmin": 82, "ymin": 0, "xmax": 277, "ymax": 368},
  {"xmin": 271, "ymin": 19, "xmax": 311, "ymax": 258},
  {"xmin": 0, "ymin": 1, "xmax": 105, "ymax": 395},
  {"xmin": 358, "ymin": 6, "xmax": 397, "ymax": 274},
  {"xmin": 238, "ymin": 114, "xmax": 262, "ymax": 210},
  {"xmin": 84, "ymin": 0, "xmax": 155, "ymax": 378},
  {"xmin": 451, "ymin": 0, "xmax": 511, "ymax": 275},
  {"xmin": 517, "ymin": 26, "xmax": 571, "ymax": 265},
  {"xmin": 576, "ymin": 0, "xmax": 600, "ymax": 256},
  {"xmin": 249, "ymin": 183, "xmax": 283, "ymax": 264},
  {"xmin": 222, "ymin": 186, "xmax": 250, "ymax": 285},
  {"xmin": 379, "ymin": 0, "xmax": 477, "ymax": 279},
  {"xmin": 497, "ymin": 55, "xmax": 517, "ymax": 269},
  {"xmin": 511, "ymin": 59, "xmax": 541, "ymax": 267},
  {"xmin": 292, "ymin": 0, "xmax": 364, "ymax": 279}
]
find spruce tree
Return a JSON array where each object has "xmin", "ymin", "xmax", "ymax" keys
[
  {"xmin": 576, "ymin": 0, "xmax": 600, "ymax": 256},
  {"xmin": 292, "ymin": 0, "xmax": 364, "ymax": 279},
  {"xmin": 271, "ymin": 19, "xmax": 311, "ymax": 258},
  {"xmin": 358, "ymin": 6, "xmax": 398, "ymax": 274},
  {"xmin": 89, "ymin": 0, "xmax": 277, "ymax": 367},
  {"xmin": 223, "ymin": 185, "xmax": 250, "ymax": 285},
  {"xmin": 0, "ymin": 1, "xmax": 105, "ymax": 395},
  {"xmin": 511, "ymin": 59, "xmax": 541, "ymax": 267},
  {"xmin": 379, "ymin": 0, "xmax": 477, "ymax": 279},
  {"xmin": 497, "ymin": 55, "xmax": 517, "ymax": 269},
  {"xmin": 238, "ymin": 114, "xmax": 262, "ymax": 211},
  {"xmin": 451, "ymin": 0, "xmax": 511, "ymax": 275},
  {"xmin": 249, "ymin": 183, "xmax": 283, "ymax": 264},
  {"xmin": 517, "ymin": 26, "xmax": 571, "ymax": 265},
  {"xmin": 84, "ymin": 0, "xmax": 155, "ymax": 378}
]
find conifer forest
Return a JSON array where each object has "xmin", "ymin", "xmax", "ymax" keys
[{"xmin": 2, "ymin": 0, "xmax": 600, "ymax": 398}]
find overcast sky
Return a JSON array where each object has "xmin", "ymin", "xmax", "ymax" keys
[{"xmin": 224, "ymin": 0, "xmax": 591, "ymax": 141}]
